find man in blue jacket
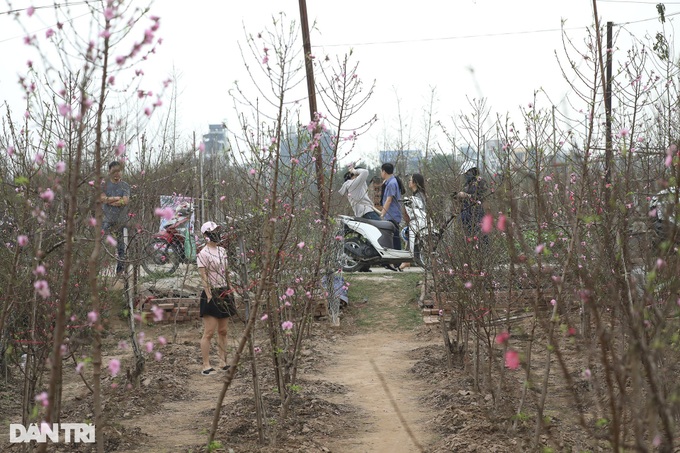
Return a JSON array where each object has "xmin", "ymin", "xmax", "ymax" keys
[{"xmin": 379, "ymin": 163, "xmax": 403, "ymax": 250}]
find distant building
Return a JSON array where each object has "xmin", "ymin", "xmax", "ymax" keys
[
  {"xmin": 379, "ymin": 149, "xmax": 421, "ymax": 175},
  {"xmin": 483, "ymin": 140, "xmax": 502, "ymax": 172},
  {"xmin": 202, "ymin": 124, "xmax": 230, "ymax": 165},
  {"xmin": 457, "ymin": 140, "xmax": 503, "ymax": 173},
  {"xmin": 512, "ymin": 145, "xmax": 530, "ymax": 166},
  {"xmin": 279, "ymin": 128, "xmax": 335, "ymax": 167}
]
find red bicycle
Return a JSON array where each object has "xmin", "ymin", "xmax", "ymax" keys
[
  {"xmin": 140, "ymin": 215, "xmax": 242, "ymax": 277},
  {"xmin": 140, "ymin": 215, "xmax": 193, "ymax": 277}
]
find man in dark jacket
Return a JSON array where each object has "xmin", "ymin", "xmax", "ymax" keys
[{"xmin": 457, "ymin": 162, "xmax": 488, "ymax": 244}]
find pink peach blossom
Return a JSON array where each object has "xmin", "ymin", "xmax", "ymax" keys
[
  {"xmin": 154, "ymin": 207, "xmax": 174, "ymax": 220},
  {"xmin": 108, "ymin": 358, "xmax": 121, "ymax": 377},
  {"xmin": 495, "ymin": 331, "xmax": 510, "ymax": 344},
  {"xmin": 496, "ymin": 214, "xmax": 506, "ymax": 231},
  {"xmin": 151, "ymin": 305, "xmax": 164, "ymax": 322},
  {"xmin": 88, "ymin": 311, "xmax": 98, "ymax": 324},
  {"xmin": 40, "ymin": 188, "xmax": 55, "ymax": 202},
  {"xmin": 35, "ymin": 392, "xmax": 48, "ymax": 407},
  {"xmin": 34, "ymin": 280, "xmax": 50, "ymax": 299},
  {"xmin": 481, "ymin": 214, "xmax": 493, "ymax": 234},
  {"xmin": 505, "ymin": 350, "xmax": 520, "ymax": 370}
]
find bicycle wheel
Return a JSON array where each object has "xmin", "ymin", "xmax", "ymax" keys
[
  {"xmin": 141, "ymin": 239, "xmax": 180, "ymax": 277},
  {"xmin": 414, "ymin": 237, "xmax": 431, "ymax": 269}
]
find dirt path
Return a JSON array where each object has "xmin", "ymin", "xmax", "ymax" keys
[
  {"xmin": 115, "ymin": 272, "xmax": 434, "ymax": 453},
  {"xmin": 318, "ymin": 331, "xmax": 435, "ymax": 453},
  {"xmin": 312, "ymin": 271, "xmax": 436, "ymax": 453},
  {"xmin": 117, "ymin": 331, "xmax": 239, "ymax": 453}
]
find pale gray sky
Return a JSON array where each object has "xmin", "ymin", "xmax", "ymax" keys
[{"xmin": 1, "ymin": 0, "xmax": 679, "ymax": 162}]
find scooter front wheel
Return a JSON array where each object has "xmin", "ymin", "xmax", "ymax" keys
[{"xmin": 141, "ymin": 239, "xmax": 181, "ymax": 277}]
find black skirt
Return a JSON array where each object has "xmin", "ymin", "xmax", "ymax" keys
[{"xmin": 200, "ymin": 287, "xmax": 237, "ymax": 319}]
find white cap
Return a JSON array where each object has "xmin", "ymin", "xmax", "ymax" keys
[{"xmin": 200, "ymin": 221, "xmax": 218, "ymax": 234}]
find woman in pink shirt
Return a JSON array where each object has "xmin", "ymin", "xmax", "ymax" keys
[{"xmin": 197, "ymin": 221, "xmax": 235, "ymax": 375}]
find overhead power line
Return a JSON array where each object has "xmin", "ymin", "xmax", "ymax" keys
[
  {"xmin": 599, "ymin": 0, "xmax": 680, "ymax": 4},
  {"xmin": 0, "ymin": 2, "xmax": 92, "ymax": 45},
  {"xmin": 317, "ymin": 26, "xmax": 581, "ymax": 48},
  {"xmin": 0, "ymin": 1, "xmax": 88, "ymax": 16},
  {"xmin": 316, "ymin": 10, "xmax": 680, "ymax": 48}
]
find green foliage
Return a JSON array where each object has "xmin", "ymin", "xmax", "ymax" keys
[
  {"xmin": 287, "ymin": 384, "xmax": 302, "ymax": 393},
  {"xmin": 512, "ymin": 411, "xmax": 531, "ymax": 423},
  {"xmin": 595, "ymin": 418, "xmax": 609, "ymax": 428},
  {"xmin": 206, "ymin": 440, "xmax": 224, "ymax": 452}
]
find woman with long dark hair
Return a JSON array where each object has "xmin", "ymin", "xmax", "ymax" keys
[{"xmin": 399, "ymin": 173, "xmax": 426, "ymax": 271}]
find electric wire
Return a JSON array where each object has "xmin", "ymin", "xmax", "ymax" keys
[
  {"xmin": 315, "ymin": 10, "xmax": 680, "ymax": 48},
  {"xmin": 0, "ymin": 1, "xmax": 90, "ymax": 44},
  {"xmin": 0, "ymin": 1, "xmax": 88, "ymax": 16}
]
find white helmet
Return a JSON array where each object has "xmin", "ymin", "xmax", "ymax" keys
[
  {"xmin": 460, "ymin": 161, "xmax": 477, "ymax": 175},
  {"xmin": 650, "ymin": 187, "xmax": 678, "ymax": 223},
  {"xmin": 200, "ymin": 221, "xmax": 218, "ymax": 234}
]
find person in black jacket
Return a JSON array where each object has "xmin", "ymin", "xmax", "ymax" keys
[{"xmin": 456, "ymin": 162, "xmax": 488, "ymax": 243}]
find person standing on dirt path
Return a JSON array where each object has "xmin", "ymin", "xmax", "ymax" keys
[
  {"xmin": 456, "ymin": 162, "xmax": 488, "ymax": 246},
  {"xmin": 101, "ymin": 161, "xmax": 130, "ymax": 277},
  {"xmin": 197, "ymin": 221, "xmax": 235, "ymax": 376},
  {"xmin": 380, "ymin": 162, "xmax": 404, "ymax": 250},
  {"xmin": 399, "ymin": 173, "xmax": 426, "ymax": 271}
]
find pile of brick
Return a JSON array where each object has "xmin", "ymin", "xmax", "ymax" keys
[
  {"xmin": 419, "ymin": 288, "xmax": 554, "ymax": 326},
  {"xmin": 139, "ymin": 297, "xmax": 200, "ymax": 324},
  {"xmin": 313, "ymin": 298, "xmax": 328, "ymax": 318},
  {"xmin": 420, "ymin": 294, "xmax": 452, "ymax": 325}
]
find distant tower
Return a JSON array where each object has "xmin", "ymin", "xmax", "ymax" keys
[
  {"xmin": 202, "ymin": 124, "xmax": 229, "ymax": 165},
  {"xmin": 199, "ymin": 123, "xmax": 230, "ymax": 223}
]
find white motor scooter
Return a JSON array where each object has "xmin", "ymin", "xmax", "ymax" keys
[
  {"xmin": 649, "ymin": 187, "xmax": 678, "ymax": 245},
  {"xmin": 337, "ymin": 196, "xmax": 434, "ymax": 272}
]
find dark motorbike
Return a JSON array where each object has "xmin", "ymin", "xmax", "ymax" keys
[
  {"xmin": 141, "ymin": 215, "xmax": 193, "ymax": 277},
  {"xmin": 141, "ymin": 214, "xmax": 240, "ymax": 277}
]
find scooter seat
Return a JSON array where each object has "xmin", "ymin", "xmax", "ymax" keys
[{"xmin": 352, "ymin": 216, "xmax": 397, "ymax": 232}]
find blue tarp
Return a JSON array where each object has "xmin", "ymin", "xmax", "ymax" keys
[{"xmin": 323, "ymin": 273, "xmax": 348, "ymax": 305}]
